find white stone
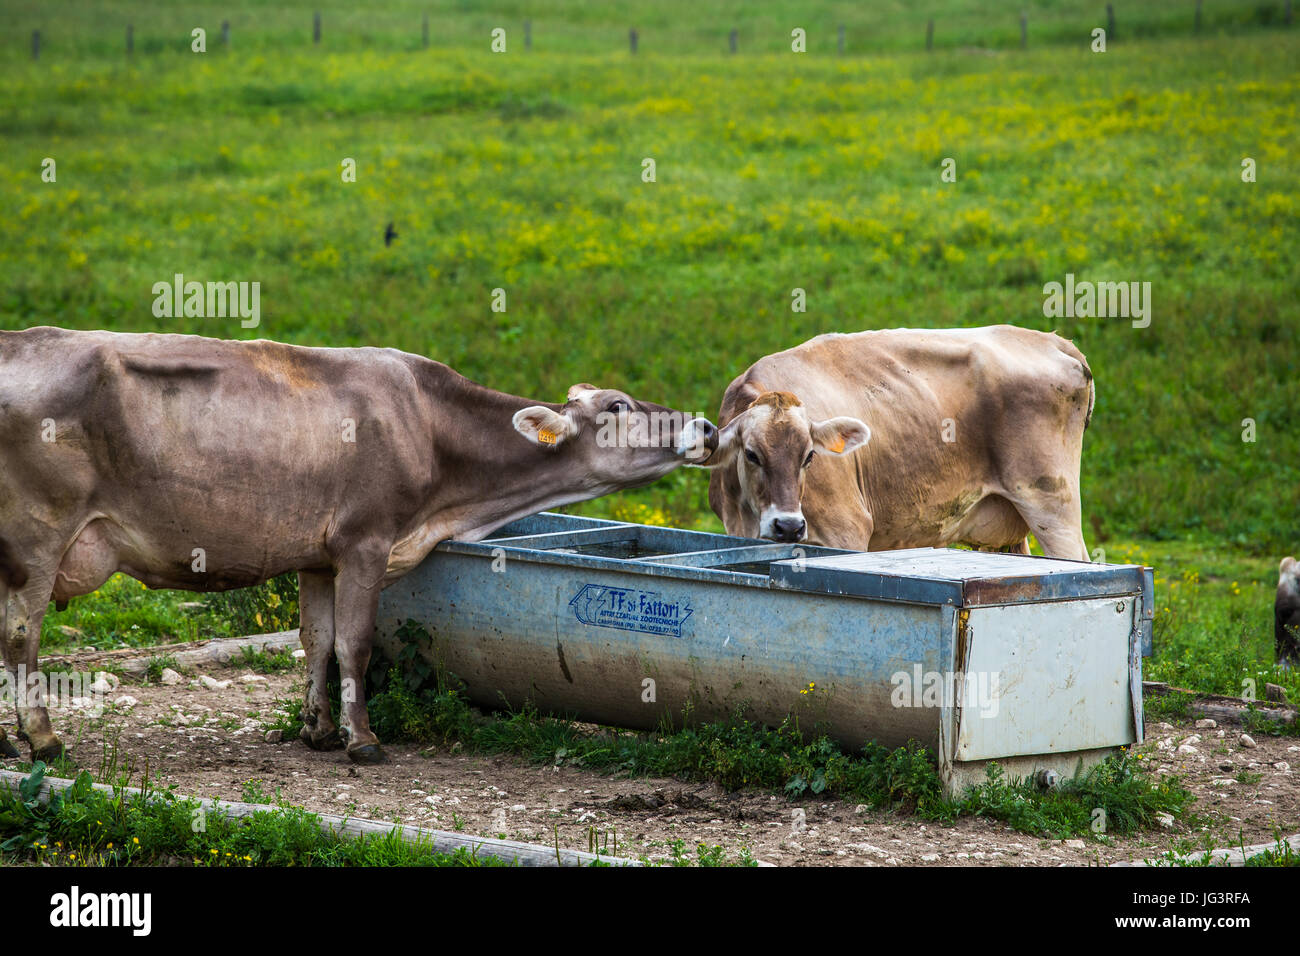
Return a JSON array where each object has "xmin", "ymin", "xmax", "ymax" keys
[
  {"xmin": 1194, "ymin": 719, "xmax": 1217, "ymax": 729},
  {"xmin": 1239, "ymin": 734, "xmax": 1257, "ymax": 749},
  {"xmin": 113, "ymin": 695, "xmax": 139, "ymax": 710}
]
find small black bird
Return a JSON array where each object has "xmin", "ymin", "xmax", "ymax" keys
[{"xmin": 384, "ymin": 222, "xmax": 398, "ymax": 247}]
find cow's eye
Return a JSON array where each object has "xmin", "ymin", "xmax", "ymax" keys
[
  {"xmin": 744, "ymin": 448, "xmax": 761, "ymax": 466},
  {"xmin": 608, "ymin": 400, "xmax": 631, "ymax": 414},
  {"xmin": 803, "ymin": 450, "xmax": 815, "ymax": 467}
]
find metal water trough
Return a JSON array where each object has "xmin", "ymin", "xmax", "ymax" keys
[{"xmin": 375, "ymin": 513, "xmax": 1152, "ymax": 796}]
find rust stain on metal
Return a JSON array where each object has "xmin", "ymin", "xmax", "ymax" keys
[
  {"xmin": 964, "ymin": 576, "xmax": 1046, "ymax": 605},
  {"xmin": 556, "ymin": 641, "xmax": 574, "ymax": 683},
  {"xmin": 954, "ymin": 609, "xmax": 971, "ymax": 675}
]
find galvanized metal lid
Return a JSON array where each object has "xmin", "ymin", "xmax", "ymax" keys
[{"xmin": 769, "ymin": 547, "xmax": 1149, "ymax": 607}]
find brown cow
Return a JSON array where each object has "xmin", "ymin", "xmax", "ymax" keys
[
  {"xmin": 0, "ymin": 328, "xmax": 717, "ymax": 763},
  {"xmin": 706, "ymin": 326, "xmax": 1094, "ymax": 559}
]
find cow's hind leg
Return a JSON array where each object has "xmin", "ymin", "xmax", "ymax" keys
[
  {"xmin": 332, "ymin": 555, "xmax": 388, "ymax": 764},
  {"xmin": 1, "ymin": 574, "xmax": 64, "ymax": 762},
  {"xmin": 298, "ymin": 569, "xmax": 343, "ymax": 751}
]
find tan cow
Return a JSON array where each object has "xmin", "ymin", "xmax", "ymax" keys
[
  {"xmin": 706, "ymin": 326, "xmax": 1094, "ymax": 559},
  {"xmin": 0, "ymin": 328, "xmax": 717, "ymax": 763}
]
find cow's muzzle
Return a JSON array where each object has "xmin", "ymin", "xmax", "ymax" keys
[
  {"xmin": 761, "ymin": 511, "xmax": 807, "ymax": 543},
  {"xmin": 678, "ymin": 417, "xmax": 719, "ymax": 463}
]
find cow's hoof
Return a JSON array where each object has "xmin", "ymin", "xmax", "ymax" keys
[
  {"xmin": 0, "ymin": 736, "xmax": 19, "ymax": 759},
  {"xmin": 347, "ymin": 744, "xmax": 387, "ymax": 765},
  {"xmin": 32, "ymin": 742, "xmax": 66, "ymax": 764},
  {"xmin": 299, "ymin": 727, "xmax": 343, "ymax": 751}
]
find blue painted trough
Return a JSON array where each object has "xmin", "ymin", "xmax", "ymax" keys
[{"xmin": 375, "ymin": 512, "xmax": 1152, "ymax": 795}]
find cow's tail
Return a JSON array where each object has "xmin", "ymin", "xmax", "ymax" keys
[
  {"xmin": 1084, "ymin": 369, "xmax": 1095, "ymax": 430},
  {"xmin": 1053, "ymin": 335, "xmax": 1095, "ymax": 430},
  {"xmin": 0, "ymin": 536, "xmax": 27, "ymax": 590}
]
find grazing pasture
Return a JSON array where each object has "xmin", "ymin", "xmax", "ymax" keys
[{"xmin": 0, "ymin": 0, "xmax": 1297, "ymax": 863}]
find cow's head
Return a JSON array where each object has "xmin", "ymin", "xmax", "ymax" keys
[
  {"xmin": 513, "ymin": 384, "xmax": 718, "ymax": 487},
  {"xmin": 702, "ymin": 391, "xmax": 870, "ymax": 542}
]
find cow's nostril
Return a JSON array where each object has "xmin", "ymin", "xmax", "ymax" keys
[{"xmin": 772, "ymin": 516, "xmax": 806, "ymax": 541}]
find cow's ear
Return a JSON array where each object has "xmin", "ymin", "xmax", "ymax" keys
[
  {"xmin": 1283, "ymin": 556, "xmax": 1298, "ymax": 582},
  {"xmin": 514, "ymin": 406, "xmax": 576, "ymax": 449},
  {"xmin": 696, "ymin": 414, "xmax": 746, "ymax": 469},
  {"xmin": 811, "ymin": 417, "xmax": 870, "ymax": 456},
  {"xmin": 566, "ymin": 383, "xmax": 600, "ymax": 402}
]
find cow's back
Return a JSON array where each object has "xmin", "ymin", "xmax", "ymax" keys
[
  {"xmin": 729, "ymin": 326, "xmax": 1088, "ymax": 422},
  {"xmin": 0, "ymin": 328, "xmax": 437, "ymax": 580}
]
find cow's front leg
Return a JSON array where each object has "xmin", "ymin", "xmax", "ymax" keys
[
  {"xmin": 297, "ymin": 569, "xmax": 342, "ymax": 751},
  {"xmin": 333, "ymin": 558, "xmax": 387, "ymax": 764},
  {"xmin": 2, "ymin": 576, "xmax": 63, "ymax": 763}
]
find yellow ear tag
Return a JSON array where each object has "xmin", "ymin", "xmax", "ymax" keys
[
  {"xmin": 827, "ymin": 437, "xmax": 846, "ymax": 454},
  {"xmin": 538, "ymin": 427, "xmax": 558, "ymax": 445}
]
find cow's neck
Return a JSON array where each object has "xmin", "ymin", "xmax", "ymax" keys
[{"xmin": 385, "ymin": 376, "xmax": 614, "ymax": 575}]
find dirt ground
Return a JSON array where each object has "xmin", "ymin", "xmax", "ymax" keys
[{"xmin": 5, "ymin": 656, "xmax": 1297, "ymax": 867}]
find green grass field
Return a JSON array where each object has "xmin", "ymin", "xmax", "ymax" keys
[{"xmin": 2, "ymin": 2, "xmax": 1297, "ymax": 700}]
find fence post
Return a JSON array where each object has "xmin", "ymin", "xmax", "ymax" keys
[
  {"xmin": 1106, "ymin": 4, "xmax": 1115, "ymax": 40},
  {"xmin": 729, "ymin": 28, "xmax": 737, "ymax": 53},
  {"xmin": 525, "ymin": 19, "xmax": 531, "ymax": 50},
  {"xmin": 32, "ymin": 29, "xmax": 39, "ymax": 59},
  {"xmin": 221, "ymin": 20, "xmax": 230, "ymax": 47},
  {"xmin": 126, "ymin": 23, "xmax": 133, "ymax": 55},
  {"xmin": 838, "ymin": 23, "xmax": 845, "ymax": 54},
  {"xmin": 1019, "ymin": 12, "xmax": 1027, "ymax": 48},
  {"xmin": 1287, "ymin": 0, "xmax": 1293, "ymax": 25},
  {"xmin": 1195, "ymin": 0, "xmax": 1202, "ymax": 32},
  {"xmin": 422, "ymin": 14, "xmax": 428, "ymax": 48},
  {"xmin": 629, "ymin": 27, "xmax": 637, "ymax": 53},
  {"xmin": 313, "ymin": 11, "xmax": 321, "ymax": 44},
  {"xmin": 926, "ymin": 19, "xmax": 934, "ymax": 51}
]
